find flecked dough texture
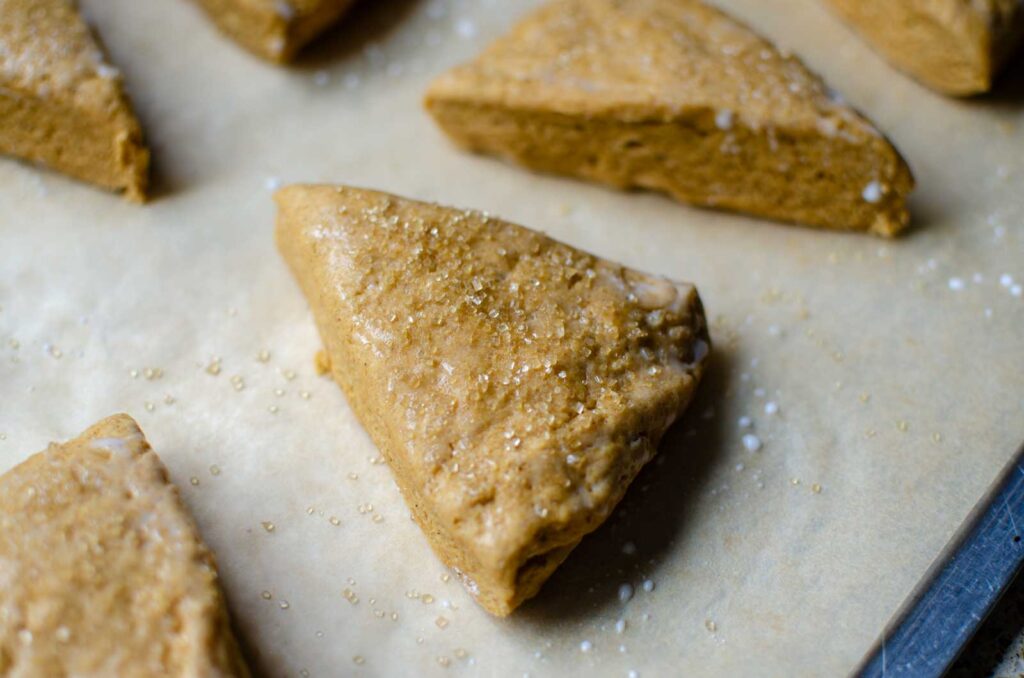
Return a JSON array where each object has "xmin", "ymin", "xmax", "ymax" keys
[
  {"xmin": 0, "ymin": 414, "xmax": 250, "ymax": 677},
  {"xmin": 275, "ymin": 184, "xmax": 710, "ymax": 615},
  {"xmin": 825, "ymin": 0, "xmax": 1024, "ymax": 96},
  {"xmin": 191, "ymin": 0, "xmax": 356, "ymax": 62},
  {"xmin": 425, "ymin": 0, "xmax": 915, "ymax": 236},
  {"xmin": 0, "ymin": 0, "xmax": 149, "ymax": 200}
]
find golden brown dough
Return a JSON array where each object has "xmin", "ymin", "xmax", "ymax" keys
[
  {"xmin": 191, "ymin": 0, "xmax": 356, "ymax": 62},
  {"xmin": 0, "ymin": 0, "xmax": 149, "ymax": 201},
  {"xmin": 425, "ymin": 0, "xmax": 915, "ymax": 236},
  {"xmin": 0, "ymin": 414, "xmax": 250, "ymax": 677},
  {"xmin": 825, "ymin": 0, "xmax": 1024, "ymax": 96},
  {"xmin": 275, "ymin": 184, "xmax": 710, "ymax": 615}
]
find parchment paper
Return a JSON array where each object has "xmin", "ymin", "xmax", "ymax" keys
[{"xmin": 1, "ymin": 0, "xmax": 1022, "ymax": 675}]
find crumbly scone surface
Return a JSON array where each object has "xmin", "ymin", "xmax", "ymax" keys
[
  {"xmin": 0, "ymin": 0, "xmax": 126, "ymax": 115},
  {"xmin": 192, "ymin": 0, "xmax": 356, "ymax": 62},
  {"xmin": 824, "ymin": 0, "xmax": 1024, "ymax": 95},
  {"xmin": 0, "ymin": 0, "xmax": 148, "ymax": 199},
  {"xmin": 0, "ymin": 415, "xmax": 249, "ymax": 677},
  {"xmin": 426, "ymin": 0, "xmax": 915, "ymax": 235},
  {"xmin": 428, "ymin": 0, "xmax": 872, "ymax": 132},
  {"xmin": 276, "ymin": 185, "xmax": 709, "ymax": 614}
]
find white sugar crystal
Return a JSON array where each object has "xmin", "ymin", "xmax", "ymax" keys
[
  {"xmin": 862, "ymin": 181, "xmax": 883, "ymax": 204},
  {"xmin": 764, "ymin": 401, "xmax": 779, "ymax": 415},
  {"xmin": 738, "ymin": 416, "xmax": 753, "ymax": 429},
  {"xmin": 95, "ymin": 63, "xmax": 119, "ymax": 79},
  {"xmin": 1000, "ymin": 274, "xmax": 1014, "ymax": 288},
  {"xmin": 618, "ymin": 583, "xmax": 634, "ymax": 603},
  {"xmin": 948, "ymin": 277, "xmax": 965, "ymax": 291},
  {"xmin": 615, "ymin": 619, "xmax": 627, "ymax": 634},
  {"xmin": 715, "ymin": 109, "xmax": 734, "ymax": 130},
  {"xmin": 642, "ymin": 579, "xmax": 655, "ymax": 593},
  {"xmin": 580, "ymin": 640, "xmax": 593, "ymax": 653},
  {"xmin": 742, "ymin": 434, "xmax": 763, "ymax": 452}
]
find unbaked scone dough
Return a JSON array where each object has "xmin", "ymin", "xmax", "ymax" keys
[
  {"xmin": 0, "ymin": 414, "xmax": 250, "ymax": 677},
  {"xmin": 0, "ymin": 0, "xmax": 149, "ymax": 201},
  {"xmin": 191, "ymin": 0, "xmax": 356, "ymax": 62},
  {"xmin": 824, "ymin": 0, "xmax": 1024, "ymax": 96},
  {"xmin": 425, "ymin": 0, "xmax": 915, "ymax": 236},
  {"xmin": 275, "ymin": 184, "xmax": 711, "ymax": 615}
]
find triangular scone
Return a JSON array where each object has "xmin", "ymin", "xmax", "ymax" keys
[
  {"xmin": 425, "ymin": 0, "xmax": 915, "ymax": 237},
  {"xmin": 0, "ymin": 0, "xmax": 149, "ymax": 200},
  {"xmin": 192, "ymin": 0, "xmax": 356, "ymax": 62},
  {"xmin": 276, "ymin": 185, "xmax": 710, "ymax": 615},
  {"xmin": 0, "ymin": 415, "xmax": 250, "ymax": 677},
  {"xmin": 825, "ymin": 0, "xmax": 1024, "ymax": 95}
]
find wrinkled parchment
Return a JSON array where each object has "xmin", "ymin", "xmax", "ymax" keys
[{"xmin": 1, "ymin": 0, "xmax": 1022, "ymax": 675}]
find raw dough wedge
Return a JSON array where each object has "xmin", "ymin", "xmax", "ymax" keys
[
  {"xmin": 825, "ymin": 0, "xmax": 1024, "ymax": 96},
  {"xmin": 0, "ymin": 414, "xmax": 250, "ymax": 677},
  {"xmin": 276, "ymin": 184, "xmax": 710, "ymax": 615},
  {"xmin": 0, "ymin": 0, "xmax": 149, "ymax": 200},
  {"xmin": 192, "ymin": 0, "xmax": 356, "ymax": 62},
  {"xmin": 425, "ymin": 0, "xmax": 915, "ymax": 236}
]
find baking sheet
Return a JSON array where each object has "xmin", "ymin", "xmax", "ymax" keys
[{"xmin": 1, "ymin": 0, "xmax": 1023, "ymax": 675}]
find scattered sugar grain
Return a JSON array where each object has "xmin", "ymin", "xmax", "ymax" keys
[
  {"xmin": 862, "ymin": 181, "xmax": 883, "ymax": 203},
  {"xmin": 742, "ymin": 434, "xmax": 762, "ymax": 452}
]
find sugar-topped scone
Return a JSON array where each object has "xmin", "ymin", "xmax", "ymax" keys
[
  {"xmin": 276, "ymin": 185, "xmax": 710, "ymax": 615},
  {"xmin": 425, "ymin": 0, "xmax": 915, "ymax": 236},
  {"xmin": 825, "ymin": 0, "xmax": 1024, "ymax": 95},
  {"xmin": 0, "ymin": 415, "xmax": 250, "ymax": 677},
  {"xmin": 0, "ymin": 0, "xmax": 149, "ymax": 200},
  {"xmin": 192, "ymin": 0, "xmax": 356, "ymax": 62}
]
